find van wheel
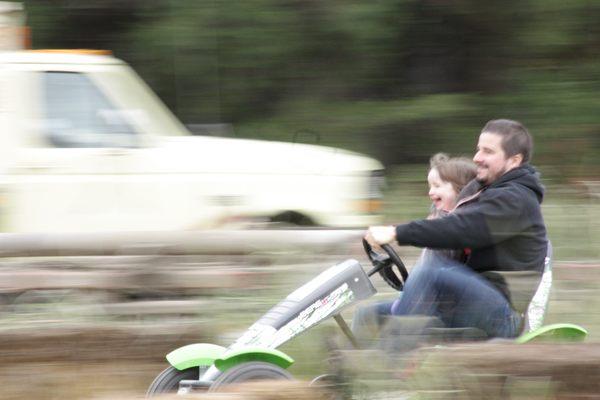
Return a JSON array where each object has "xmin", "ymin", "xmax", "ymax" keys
[{"xmin": 270, "ymin": 211, "xmax": 315, "ymax": 227}]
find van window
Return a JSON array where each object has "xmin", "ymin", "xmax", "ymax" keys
[{"xmin": 42, "ymin": 71, "xmax": 137, "ymax": 148}]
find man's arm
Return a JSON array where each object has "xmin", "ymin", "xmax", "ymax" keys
[{"xmin": 395, "ymin": 189, "xmax": 530, "ymax": 250}]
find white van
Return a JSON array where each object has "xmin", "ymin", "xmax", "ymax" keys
[{"xmin": 0, "ymin": 49, "xmax": 384, "ymax": 232}]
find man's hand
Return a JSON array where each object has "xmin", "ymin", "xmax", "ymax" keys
[{"xmin": 365, "ymin": 225, "xmax": 396, "ymax": 249}]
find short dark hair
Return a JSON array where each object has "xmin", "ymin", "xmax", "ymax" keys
[{"xmin": 481, "ymin": 119, "xmax": 533, "ymax": 163}]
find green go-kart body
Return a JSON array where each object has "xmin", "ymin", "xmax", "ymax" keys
[
  {"xmin": 166, "ymin": 343, "xmax": 294, "ymax": 372},
  {"xmin": 148, "ymin": 258, "xmax": 376, "ymax": 395}
]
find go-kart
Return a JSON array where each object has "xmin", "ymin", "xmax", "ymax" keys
[{"xmin": 146, "ymin": 239, "xmax": 587, "ymax": 396}]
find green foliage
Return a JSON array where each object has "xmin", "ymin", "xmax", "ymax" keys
[
  {"xmin": 22, "ymin": 0, "xmax": 600, "ymax": 177},
  {"xmin": 236, "ymin": 94, "xmax": 479, "ymax": 164}
]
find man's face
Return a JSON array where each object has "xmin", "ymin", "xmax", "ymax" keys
[{"xmin": 473, "ymin": 132, "xmax": 521, "ymax": 185}]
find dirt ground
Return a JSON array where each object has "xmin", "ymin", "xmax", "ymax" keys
[
  {"xmin": 0, "ymin": 326, "xmax": 196, "ymax": 399},
  {"xmin": 402, "ymin": 341, "xmax": 600, "ymax": 399},
  {"xmin": 0, "ymin": 325, "xmax": 332, "ymax": 400},
  {"xmin": 1, "ymin": 326, "xmax": 600, "ymax": 400},
  {"xmin": 2, "ymin": 261, "xmax": 600, "ymax": 400}
]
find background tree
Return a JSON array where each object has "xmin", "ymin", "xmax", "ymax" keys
[{"xmin": 21, "ymin": 0, "xmax": 600, "ymax": 179}]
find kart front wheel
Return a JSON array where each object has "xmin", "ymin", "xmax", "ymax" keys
[
  {"xmin": 146, "ymin": 366, "xmax": 204, "ymax": 396},
  {"xmin": 208, "ymin": 361, "xmax": 293, "ymax": 391}
]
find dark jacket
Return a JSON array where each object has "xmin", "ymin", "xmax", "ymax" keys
[{"xmin": 394, "ymin": 164, "xmax": 547, "ymax": 311}]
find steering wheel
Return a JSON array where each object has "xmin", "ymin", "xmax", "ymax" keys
[{"xmin": 362, "ymin": 238, "xmax": 409, "ymax": 291}]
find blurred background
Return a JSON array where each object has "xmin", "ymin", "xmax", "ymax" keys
[
  {"xmin": 1, "ymin": 0, "xmax": 599, "ymax": 399},
  {"xmin": 18, "ymin": 0, "xmax": 599, "ymax": 260},
  {"xmin": 24, "ymin": 0, "xmax": 600, "ymax": 178}
]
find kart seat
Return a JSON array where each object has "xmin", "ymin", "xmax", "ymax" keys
[
  {"xmin": 522, "ymin": 240, "xmax": 553, "ymax": 333},
  {"xmin": 516, "ymin": 241, "xmax": 587, "ymax": 343}
]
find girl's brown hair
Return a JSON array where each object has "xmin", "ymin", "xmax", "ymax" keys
[{"xmin": 430, "ymin": 153, "xmax": 477, "ymax": 194}]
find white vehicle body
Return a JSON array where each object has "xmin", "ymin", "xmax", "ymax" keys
[{"xmin": 0, "ymin": 50, "xmax": 384, "ymax": 232}]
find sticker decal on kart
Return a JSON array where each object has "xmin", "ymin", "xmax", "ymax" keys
[
  {"xmin": 229, "ymin": 283, "xmax": 355, "ymax": 350},
  {"xmin": 230, "ymin": 322, "xmax": 277, "ymax": 349},
  {"xmin": 271, "ymin": 283, "xmax": 354, "ymax": 348}
]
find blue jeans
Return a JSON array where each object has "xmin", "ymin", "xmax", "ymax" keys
[
  {"xmin": 350, "ymin": 299, "xmax": 396, "ymax": 347},
  {"xmin": 350, "ymin": 251, "xmax": 428, "ymax": 345},
  {"xmin": 390, "ymin": 250, "xmax": 521, "ymax": 338}
]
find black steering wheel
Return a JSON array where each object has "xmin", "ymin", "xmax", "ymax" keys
[{"xmin": 362, "ymin": 238, "xmax": 409, "ymax": 291}]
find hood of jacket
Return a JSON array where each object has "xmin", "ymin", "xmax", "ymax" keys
[
  {"xmin": 459, "ymin": 164, "xmax": 544, "ymax": 204},
  {"xmin": 488, "ymin": 164, "xmax": 545, "ymax": 203}
]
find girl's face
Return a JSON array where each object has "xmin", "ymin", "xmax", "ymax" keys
[{"xmin": 427, "ymin": 168, "xmax": 458, "ymax": 212}]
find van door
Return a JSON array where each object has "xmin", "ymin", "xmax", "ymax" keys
[{"xmin": 5, "ymin": 67, "xmax": 138, "ymax": 232}]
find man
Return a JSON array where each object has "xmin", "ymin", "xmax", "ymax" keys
[{"xmin": 365, "ymin": 119, "xmax": 547, "ymax": 338}]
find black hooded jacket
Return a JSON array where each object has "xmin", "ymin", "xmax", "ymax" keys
[{"xmin": 394, "ymin": 164, "xmax": 547, "ymax": 310}]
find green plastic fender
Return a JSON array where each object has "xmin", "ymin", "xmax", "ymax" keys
[
  {"xmin": 214, "ymin": 347, "xmax": 295, "ymax": 372},
  {"xmin": 516, "ymin": 323, "xmax": 588, "ymax": 344},
  {"xmin": 166, "ymin": 343, "xmax": 227, "ymax": 371}
]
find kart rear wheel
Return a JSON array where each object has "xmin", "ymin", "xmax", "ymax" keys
[
  {"xmin": 146, "ymin": 366, "xmax": 205, "ymax": 396},
  {"xmin": 208, "ymin": 361, "xmax": 293, "ymax": 391}
]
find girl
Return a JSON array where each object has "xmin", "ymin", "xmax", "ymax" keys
[
  {"xmin": 351, "ymin": 153, "xmax": 477, "ymax": 343},
  {"xmin": 427, "ymin": 152, "xmax": 477, "ymax": 216}
]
